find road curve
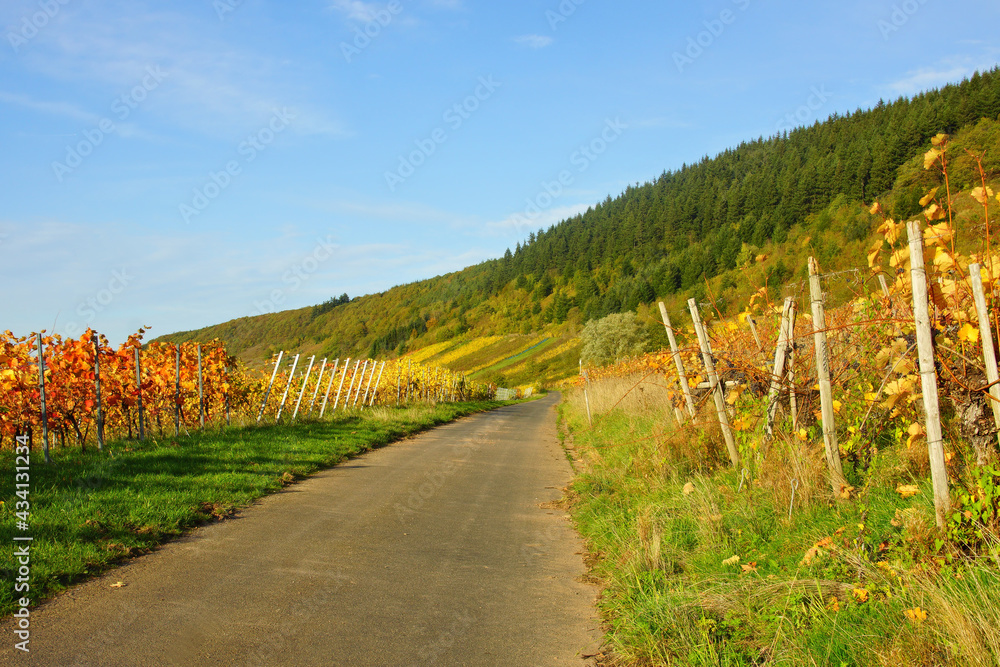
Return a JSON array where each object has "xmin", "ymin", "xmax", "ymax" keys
[{"xmin": 2, "ymin": 393, "xmax": 601, "ymax": 666}]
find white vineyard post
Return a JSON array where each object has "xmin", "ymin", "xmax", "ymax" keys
[
  {"xmin": 197, "ymin": 344, "xmax": 204, "ymax": 430},
  {"xmin": 907, "ymin": 220, "xmax": 950, "ymax": 529},
  {"xmin": 332, "ymin": 358, "xmax": 352, "ymax": 412},
  {"xmin": 134, "ymin": 347, "xmax": 145, "ymax": 441},
  {"xmin": 256, "ymin": 350, "xmax": 284, "ymax": 424},
  {"xmin": 292, "ymin": 355, "xmax": 315, "ymax": 420},
  {"xmin": 369, "ymin": 361, "xmax": 386, "ymax": 406},
  {"xmin": 275, "ymin": 353, "xmax": 300, "ymax": 422},
  {"xmin": 308, "ymin": 358, "xmax": 327, "ymax": 414},
  {"xmin": 92, "ymin": 334, "xmax": 105, "ymax": 451},
  {"xmin": 319, "ymin": 359, "xmax": 340, "ymax": 417}
]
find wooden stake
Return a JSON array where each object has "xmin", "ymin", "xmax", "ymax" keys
[
  {"xmin": 766, "ymin": 297, "xmax": 794, "ymax": 437},
  {"xmin": 808, "ymin": 257, "xmax": 848, "ymax": 494},
  {"xmin": 907, "ymin": 220, "xmax": 950, "ymax": 529},
  {"xmin": 343, "ymin": 359, "xmax": 362, "ymax": 410},
  {"xmin": 134, "ymin": 347, "xmax": 145, "ymax": 441},
  {"xmin": 92, "ymin": 334, "xmax": 105, "ymax": 451},
  {"xmin": 197, "ymin": 344, "xmax": 204, "ymax": 430},
  {"xmin": 787, "ymin": 300, "xmax": 798, "ymax": 427},
  {"xmin": 658, "ymin": 302, "xmax": 697, "ymax": 419},
  {"xmin": 688, "ymin": 299, "xmax": 739, "ymax": 466},
  {"xmin": 256, "ymin": 350, "xmax": 283, "ymax": 423},
  {"xmin": 36, "ymin": 334, "xmax": 51, "ymax": 463},
  {"xmin": 353, "ymin": 360, "xmax": 371, "ymax": 407},
  {"xmin": 361, "ymin": 359, "xmax": 378, "ymax": 406},
  {"xmin": 970, "ymin": 263, "xmax": 1000, "ymax": 438},
  {"xmin": 176, "ymin": 344, "xmax": 183, "ymax": 433}
]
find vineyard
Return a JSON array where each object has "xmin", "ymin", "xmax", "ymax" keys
[
  {"xmin": 0, "ymin": 328, "xmax": 496, "ymax": 459},
  {"xmin": 561, "ymin": 135, "xmax": 1000, "ymax": 664}
]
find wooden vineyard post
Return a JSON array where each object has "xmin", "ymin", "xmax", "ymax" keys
[
  {"xmin": 36, "ymin": 334, "xmax": 51, "ymax": 463},
  {"xmin": 907, "ymin": 220, "xmax": 950, "ymax": 529},
  {"xmin": 808, "ymin": 258, "xmax": 848, "ymax": 494},
  {"xmin": 134, "ymin": 347, "xmax": 145, "ymax": 441},
  {"xmin": 332, "ymin": 358, "xmax": 352, "ymax": 412},
  {"xmin": 197, "ymin": 344, "xmax": 205, "ymax": 430},
  {"xmin": 746, "ymin": 315, "xmax": 764, "ymax": 358},
  {"xmin": 292, "ymin": 355, "xmax": 315, "ymax": 420},
  {"xmin": 397, "ymin": 361, "xmax": 402, "ymax": 405},
  {"xmin": 970, "ymin": 263, "xmax": 1000, "ymax": 437},
  {"xmin": 766, "ymin": 297, "xmax": 794, "ymax": 437},
  {"xmin": 175, "ymin": 345, "xmax": 182, "ymax": 433},
  {"xmin": 369, "ymin": 361, "xmax": 386, "ymax": 406},
  {"xmin": 256, "ymin": 350, "xmax": 283, "ymax": 423},
  {"xmin": 92, "ymin": 334, "xmax": 105, "ymax": 451},
  {"xmin": 319, "ymin": 359, "xmax": 339, "ymax": 417},
  {"xmin": 308, "ymin": 358, "xmax": 327, "ymax": 414},
  {"xmin": 275, "ymin": 354, "xmax": 300, "ymax": 421},
  {"xmin": 878, "ymin": 274, "xmax": 890, "ymax": 298},
  {"xmin": 687, "ymin": 299, "xmax": 739, "ymax": 467},
  {"xmin": 787, "ymin": 300, "xmax": 798, "ymax": 427},
  {"xmin": 658, "ymin": 302, "xmax": 697, "ymax": 419},
  {"xmin": 407, "ymin": 359, "xmax": 412, "ymax": 402},
  {"xmin": 582, "ymin": 367, "xmax": 593, "ymax": 428}
]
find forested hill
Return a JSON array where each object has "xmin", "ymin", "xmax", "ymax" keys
[{"xmin": 159, "ymin": 67, "xmax": 1000, "ymax": 373}]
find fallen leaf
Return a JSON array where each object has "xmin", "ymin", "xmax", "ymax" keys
[
  {"xmin": 839, "ymin": 485, "xmax": 855, "ymax": 500},
  {"xmin": 827, "ymin": 596, "xmax": 841, "ymax": 612},
  {"xmin": 740, "ymin": 562, "xmax": 758, "ymax": 573},
  {"xmin": 897, "ymin": 484, "xmax": 920, "ymax": 499},
  {"xmin": 722, "ymin": 555, "xmax": 740, "ymax": 566},
  {"xmin": 110, "ymin": 581, "xmax": 127, "ymax": 588},
  {"xmin": 852, "ymin": 588, "xmax": 869, "ymax": 603},
  {"xmin": 904, "ymin": 607, "xmax": 928, "ymax": 623},
  {"xmin": 957, "ymin": 323, "xmax": 980, "ymax": 344},
  {"xmin": 682, "ymin": 482, "xmax": 695, "ymax": 495}
]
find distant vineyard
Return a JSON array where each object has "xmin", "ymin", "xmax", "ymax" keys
[{"xmin": 0, "ymin": 328, "xmax": 495, "ymax": 458}]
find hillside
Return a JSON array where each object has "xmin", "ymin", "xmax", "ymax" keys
[{"xmin": 157, "ymin": 68, "xmax": 1000, "ymax": 384}]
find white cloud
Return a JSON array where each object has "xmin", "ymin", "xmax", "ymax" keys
[
  {"xmin": 330, "ymin": 0, "xmax": 382, "ymax": 22},
  {"xmin": 513, "ymin": 34, "xmax": 553, "ymax": 49},
  {"xmin": 0, "ymin": 91, "xmax": 100, "ymax": 124},
  {"xmin": 884, "ymin": 54, "xmax": 1000, "ymax": 97}
]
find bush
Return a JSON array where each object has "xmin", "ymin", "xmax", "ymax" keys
[{"xmin": 580, "ymin": 312, "xmax": 650, "ymax": 366}]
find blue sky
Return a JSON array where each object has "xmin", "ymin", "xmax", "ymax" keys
[{"xmin": 2, "ymin": 0, "xmax": 998, "ymax": 345}]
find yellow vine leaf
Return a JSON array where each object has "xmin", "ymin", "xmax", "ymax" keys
[
  {"xmin": 889, "ymin": 246, "xmax": 910, "ymax": 268},
  {"xmin": 924, "ymin": 222, "xmax": 953, "ymax": 246},
  {"xmin": 897, "ymin": 484, "xmax": 920, "ymax": 498},
  {"xmin": 958, "ymin": 323, "xmax": 979, "ymax": 344},
  {"xmin": 870, "ymin": 202, "xmax": 883, "ymax": 215},
  {"xmin": 923, "ymin": 203, "xmax": 947, "ymax": 222},
  {"xmin": 972, "ymin": 186, "xmax": 995, "ymax": 206},
  {"xmin": 877, "ymin": 219, "xmax": 900, "ymax": 245},
  {"xmin": 931, "ymin": 133, "xmax": 949, "ymax": 146},
  {"xmin": 867, "ymin": 240, "xmax": 883, "ymax": 268},
  {"xmin": 924, "ymin": 148, "xmax": 942, "ymax": 169},
  {"xmin": 919, "ymin": 187, "xmax": 939, "ymax": 207}
]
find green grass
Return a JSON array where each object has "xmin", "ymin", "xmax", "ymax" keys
[
  {"xmin": 0, "ymin": 400, "xmax": 506, "ymax": 617},
  {"xmin": 558, "ymin": 393, "xmax": 1000, "ymax": 666}
]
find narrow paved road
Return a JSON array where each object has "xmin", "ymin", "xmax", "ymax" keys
[{"xmin": 2, "ymin": 394, "xmax": 601, "ymax": 666}]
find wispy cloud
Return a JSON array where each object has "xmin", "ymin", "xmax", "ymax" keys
[
  {"xmin": 330, "ymin": 0, "xmax": 382, "ymax": 22},
  {"xmin": 486, "ymin": 203, "xmax": 590, "ymax": 237},
  {"xmin": 0, "ymin": 91, "xmax": 100, "ymax": 124},
  {"xmin": 884, "ymin": 54, "xmax": 1000, "ymax": 97},
  {"xmin": 513, "ymin": 34, "xmax": 553, "ymax": 49}
]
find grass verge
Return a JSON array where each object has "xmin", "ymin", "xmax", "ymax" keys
[
  {"xmin": 0, "ymin": 400, "xmax": 505, "ymax": 617},
  {"xmin": 559, "ymin": 378, "xmax": 1000, "ymax": 666}
]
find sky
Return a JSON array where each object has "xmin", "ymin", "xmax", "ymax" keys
[{"xmin": 2, "ymin": 0, "xmax": 999, "ymax": 345}]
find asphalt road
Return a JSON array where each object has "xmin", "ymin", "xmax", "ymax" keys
[{"xmin": 2, "ymin": 393, "xmax": 601, "ymax": 666}]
